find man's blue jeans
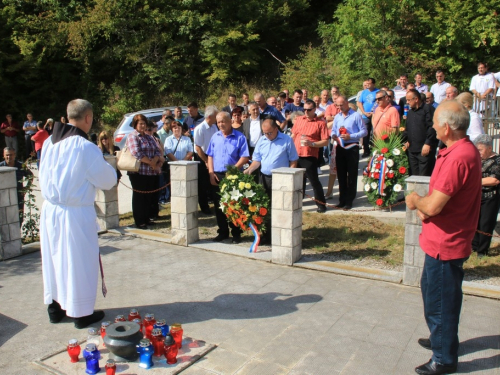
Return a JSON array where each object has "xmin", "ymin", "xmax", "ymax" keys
[{"xmin": 421, "ymin": 253, "xmax": 468, "ymax": 366}]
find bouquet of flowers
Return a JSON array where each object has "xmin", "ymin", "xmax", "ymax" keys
[
  {"xmin": 362, "ymin": 132, "xmax": 409, "ymax": 208},
  {"xmin": 218, "ymin": 166, "xmax": 270, "ymax": 232}
]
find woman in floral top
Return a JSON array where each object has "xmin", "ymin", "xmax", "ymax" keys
[
  {"xmin": 126, "ymin": 114, "xmax": 163, "ymax": 229},
  {"xmin": 472, "ymin": 134, "xmax": 500, "ymax": 256}
]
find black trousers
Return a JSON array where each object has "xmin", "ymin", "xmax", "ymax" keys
[
  {"xmin": 150, "ymin": 175, "xmax": 160, "ymax": 218},
  {"xmin": 24, "ymin": 135, "xmax": 34, "ymax": 160},
  {"xmin": 298, "ymin": 156, "xmax": 326, "ymax": 208},
  {"xmin": 212, "ymin": 172, "xmax": 242, "ymax": 238},
  {"xmin": 260, "ymin": 173, "xmax": 273, "ymax": 239},
  {"xmin": 408, "ymin": 150, "xmax": 435, "ymax": 177},
  {"xmin": 194, "ymin": 154, "xmax": 212, "ymax": 211},
  {"xmin": 362, "ymin": 117, "xmax": 372, "ymax": 154},
  {"xmin": 472, "ymin": 193, "xmax": 500, "ymax": 255},
  {"xmin": 129, "ymin": 173, "xmax": 157, "ymax": 226},
  {"xmin": 335, "ymin": 145, "xmax": 359, "ymax": 205}
]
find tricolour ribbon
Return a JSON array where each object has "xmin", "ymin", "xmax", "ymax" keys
[
  {"xmin": 378, "ymin": 158, "xmax": 388, "ymax": 196},
  {"xmin": 249, "ymin": 223, "xmax": 260, "ymax": 253}
]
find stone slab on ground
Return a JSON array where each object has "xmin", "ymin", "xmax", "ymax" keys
[
  {"xmin": 191, "ymin": 239, "xmax": 272, "ymax": 262},
  {"xmin": 35, "ymin": 337, "xmax": 215, "ymax": 375}
]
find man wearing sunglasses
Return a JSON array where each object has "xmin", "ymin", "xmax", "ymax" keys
[{"xmin": 372, "ymin": 91, "xmax": 400, "ymax": 138}]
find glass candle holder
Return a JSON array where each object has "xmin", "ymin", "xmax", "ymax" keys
[
  {"xmin": 133, "ymin": 318, "xmax": 144, "ymax": 335},
  {"xmin": 100, "ymin": 321, "xmax": 111, "ymax": 346},
  {"xmin": 87, "ymin": 327, "xmax": 101, "ymax": 348},
  {"xmin": 170, "ymin": 323, "xmax": 183, "ymax": 349},
  {"xmin": 105, "ymin": 359, "xmax": 116, "ymax": 375},
  {"xmin": 136, "ymin": 339, "xmax": 154, "ymax": 369},
  {"xmin": 151, "ymin": 328, "xmax": 165, "ymax": 357},
  {"xmin": 115, "ymin": 314, "xmax": 126, "ymax": 323},
  {"xmin": 67, "ymin": 339, "xmax": 81, "ymax": 363},
  {"xmin": 143, "ymin": 313, "xmax": 156, "ymax": 340},
  {"xmin": 128, "ymin": 308, "xmax": 141, "ymax": 321},
  {"xmin": 83, "ymin": 343, "xmax": 101, "ymax": 374},
  {"xmin": 154, "ymin": 319, "xmax": 169, "ymax": 336},
  {"xmin": 163, "ymin": 334, "xmax": 178, "ymax": 364}
]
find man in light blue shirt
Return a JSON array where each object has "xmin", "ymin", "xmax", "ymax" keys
[
  {"xmin": 207, "ymin": 111, "xmax": 250, "ymax": 243},
  {"xmin": 23, "ymin": 113, "xmax": 37, "ymax": 159},
  {"xmin": 358, "ymin": 78, "xmax": 379, "ymax": 157},
  {"xmin": 244, "ymin": 118, "xmax": 298, "ymax": 244},
  {"xmin": 332, "ymin": 96, "xmax": 367, "ymax": 210},
  {"xmin": 193, "ymin": 105, "xmax": 219, "ymax": 215}
]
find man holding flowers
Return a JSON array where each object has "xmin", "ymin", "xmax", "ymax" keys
[
  {"xmin": 207, "ymin": 111, "xmax": 250, "ymax": 243},
  {"xmin": 244, "ymin": 118, "xmax": 298, "ymax": 243}
]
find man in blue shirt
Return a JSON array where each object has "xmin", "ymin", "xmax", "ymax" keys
[
  {"xmin": 183, "ymin": 102, "xmax": 204, "ymax": 137},
  {"xmin": 23, "ymin": 113, "xmax": 37, "ymax": 160},
  {"xmin": 244, "ymin": 119, "xmax": 298, "ymax": 244},
  {"xmin": 254, "ymin": 93, "xmax": 285, "ymax": 129},
  {"xmin": 332, "ymin": 96, "xmax": 367, "ymax": 210},
  {"xmin": 207, "ymin": 111, "xmax": 250, "ymax": 243},
  {"xmin": 358, "ymin": 78, "xmax": 379, "ymax": 157}
]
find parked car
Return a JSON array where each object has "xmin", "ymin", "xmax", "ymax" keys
[{"xmin": 113, "ymin": 106, "xmax": 190, "ymax": 149}]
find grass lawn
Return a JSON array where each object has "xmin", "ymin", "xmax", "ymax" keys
[{"xmin": 119, "ymin": 208, "xmax": 500, "ymax": 279}]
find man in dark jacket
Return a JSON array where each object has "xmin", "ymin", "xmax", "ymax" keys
[{"xmin": 404, "ymin": 89, "xmax": 437, "ymax": 176}]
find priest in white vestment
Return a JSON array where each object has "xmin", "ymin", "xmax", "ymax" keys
[{"xmin": 39, "ymin": 99, "xmax": 117, "ymax": 329}]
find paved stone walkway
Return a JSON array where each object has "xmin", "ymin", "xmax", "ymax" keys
[{"xmin": 1, "ymin": 233, "xmax": 499, "ymax": 374}]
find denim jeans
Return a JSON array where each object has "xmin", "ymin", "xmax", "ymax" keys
[{"xmin": 421, "ymin": 253, "xmax": 468, "ymax": 366}]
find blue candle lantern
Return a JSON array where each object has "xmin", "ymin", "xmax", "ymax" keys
[
  {"xmin": 83, "ymin": 343, "xmax": 101, "ymax": 374},
  {"xmin": 136, "ymin": 338, "xmax": 154, "ymax": 369},
  {"xmin": 154, "ymin": 319, "xmax": 169, "ymax": 336}
]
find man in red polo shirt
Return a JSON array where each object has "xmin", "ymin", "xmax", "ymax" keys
[
  {"xmin": 406, "ymin": 100, "xmax": 481, "ymax": 375},
  {"xmin": 1, "ymin": 114, "xmax": 20, "ymax": 154},
  {"xmin": 291, "ymin": 99, "xmax": 329, "ymax": 213}
]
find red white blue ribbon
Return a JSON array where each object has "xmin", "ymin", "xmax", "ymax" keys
[
  {"xmin": 338, "ymin": 137, "xmax": 358, "ymax": 149},
  {"xmin": 249, "ymin": 223, "xmax": 260, "ymax": 253},
  {"xmin": 378, "ymin": 158, "xmax": 388, "ymax": 195}
]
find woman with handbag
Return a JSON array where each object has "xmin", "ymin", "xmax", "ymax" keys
[{"xmin": 125, "ymin": 114, "xmax": 163, "ymax": 229}]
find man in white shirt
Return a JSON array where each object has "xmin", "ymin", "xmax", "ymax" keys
[
  {"xmin": 470, "ymin": 62, "xmax": 496, "ymax": 111},
  {"xmin": 242, "ymin": 102, "xmax": 263, "ymax": 156},
  {"xmin": 193, "ymin": 105, "xmax": 219, "ymax": 215},
  {"xmin": 430, "ymin": 70, "xmax": 451, "ymax": 104}
]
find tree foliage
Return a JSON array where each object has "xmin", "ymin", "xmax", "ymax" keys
[{"xmin": 283, "ymin": 0, "xmax": 500, "ymax": 96}]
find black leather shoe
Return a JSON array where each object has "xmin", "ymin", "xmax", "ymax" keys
[
  {"xmin": 335, "ymin": 202, "xmax": 345, "ymax": 208},
  {"xmin": 213, "ymin": 234, "xmax": 229, "ymax": 242},
  {"xmin": 418, "ymin": 338, "xmax": 432, "ymax": 350},
  {"xmin": 343, "ymin": 205, "xmax": 352, "ymax": 210},
  {"xmin": 74, "ymin": 310, "xmax": 105, "ymax": 329},
  {"xmin": 316, "ymin": 207, "xmax": 326, "ymax": 213},
  {"xmin": 232, "ymin": 236, "xmax": 242, "ymax": 244},
  {"xmin": 361, "ymin": 152, "xmax": 371, "ymax": 158},
  {"xmin": 48, "ymin": 300, "xmax": 66, "ymax": 323},
  {"xmin": 415, "ymin": 359, "xmax": 457, "ymax": 374}
]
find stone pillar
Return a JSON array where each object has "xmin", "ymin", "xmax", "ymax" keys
[
  {"xmin": 271, "ymin": 167, "xmax": 306, "ymax": 265},
  {"xmin": 0, "ymin": 167, "xmax": 22, "ymax": 260},
  {"xmin": 403, "ymin": 175, "xmax": 430, "ymax": 286},
  {"xmin": 170, "ymin": 161, "xmax": 199, "ymax": 246},
  {"xmin": 95, "ymin": 156, "xmax": 119, "ymax": 230}
]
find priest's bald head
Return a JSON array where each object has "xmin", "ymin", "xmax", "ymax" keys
[{"xmin": 67, "ymin": 99, "xmax": 93, "ymax": 133}]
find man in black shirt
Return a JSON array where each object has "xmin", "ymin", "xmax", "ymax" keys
[{"xmin": 403, "ymin": 89, "xmax": 437, "ymax": 176}]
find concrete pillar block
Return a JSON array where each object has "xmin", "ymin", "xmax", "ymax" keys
[
  {"xmin": 0, "ymin": 168, "xmax": 17, "ymax": 189},
  {"xmin": 403, "ymin": 175, "xmax": 430, "ymax": 287},
  {"xmin": 0, "ymin": 189, "xmax": 10, "ymax": 207},
  {"xmin": 6, "ymin": 203, "xmax": 19, "ymax": 224},
  {"xmin": 0, "ymin": 207, "xmax": 6, "ymax": 226},
  {"xmin": 170, "ymin": 161, "xmax": 199, "ymax": 246},
  {"xmin": 0, "ymin": 167, "xmax": 22, "ymax": 260},
  {"xmin": 94, "ymin": 155, "xmax": 119, "ymax": 230},
  {"xmin": 271, "ymin": 168, "xmax": 305, "ymax": 265}
]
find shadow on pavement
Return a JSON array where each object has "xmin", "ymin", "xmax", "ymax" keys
[
  {"xmin": 0, "ymin": 313, "xmax": 28, "ymax": 347},
  {"xmin": 0, "ymin": 251, "xmax": 41, "ymax": 277},
  {"xmin": 456, "ymin": 335, "xmax": 500, "ymax": 373},
  {"xmin": 102, "ymin": 292, "xmax": 322, "ymax": 324}
]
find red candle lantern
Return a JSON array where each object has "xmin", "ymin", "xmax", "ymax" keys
[
  {"xmin": 169, "ymin": 323, "xmax": 183, "ymax": 349},
  {"xmin": 133, "ymin": 318, "xmax": 143, "ymax": 335},
  {"xmin": 163, "ymin": 334, "xmax": 178, "ymax": 364},
  {"xmin": 100, "ymin": 321, "xmax": 111, "ymax": 347},
  {"xmin": 105, "ymin": 359, "xmax": 116, "ymax": 375},
  {"xmin": 151, "ymin": 328, "xmax": 165, "ymax": 357},
  {"xmin": 143, "ymin": 313, "xmax": 156, "ymax": 340},
  {"xmin": 115, "ymin": 314, "xmax": 126, "ymax": 323},
  {"xmin": 67, "ymin": 339, "xmax": 81, "ymax": 363},
  {"xmin": 128, "ymin": 308, "xmax": 141, "ymax": 321}
]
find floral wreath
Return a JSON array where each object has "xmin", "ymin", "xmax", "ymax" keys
[
  {"xmin": 218, "ymin": 166, "xmax": 270, "ymax": 232},
  {"xmin": 362, "ymin": 132, "xmax": 409, "ymax": 207}
]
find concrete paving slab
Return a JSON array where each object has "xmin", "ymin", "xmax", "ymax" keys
[{"xmin": 1, "ymin": 233, "xmax": 499, "ymax": 374}]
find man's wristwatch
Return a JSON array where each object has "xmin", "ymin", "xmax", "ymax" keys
[{"xmin": 312, "ymin": 142, "xmax": 316, "ymax": 147}]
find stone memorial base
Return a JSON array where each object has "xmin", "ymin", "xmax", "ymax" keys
[{"xmin": 35, "ymin": 336, "xmax": 215, "ymax": 375}]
